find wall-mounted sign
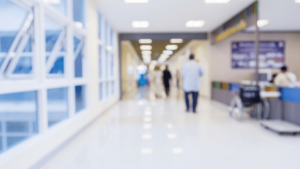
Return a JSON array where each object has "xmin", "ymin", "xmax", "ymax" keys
[
  {"xmin": 232, "ymin": 41, "xmax": 285, "ymax": 69},
  {"xmin": 212, "ymin": 1, "xmax": 258, "ymax": 43}
]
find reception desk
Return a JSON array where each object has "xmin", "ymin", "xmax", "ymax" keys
[{"xmin": 211, "ymin": 82, "xmax": 300, "ymax": 126}]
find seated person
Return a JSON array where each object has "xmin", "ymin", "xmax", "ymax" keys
[{"xmin": 274, "ymin": 66, "xmax": 297, "ymax": 87}]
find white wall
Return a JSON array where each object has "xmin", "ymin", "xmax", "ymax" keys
[
  {"xmin": 211, "ymin": 32, "xmax": 300, "ymax": 82},
  {"xmin": 0, "ymin": 0, "xmax": 120, "ymax": 168}
]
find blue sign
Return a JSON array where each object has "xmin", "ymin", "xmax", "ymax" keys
[{"xmin": 232, "ymin": 41, "xmax": 285, "ymax": 69}]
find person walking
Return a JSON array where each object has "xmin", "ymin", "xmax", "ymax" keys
[
  {"xmin": 181, "ymin": 54, "xmax": 204, "ymax": 113},
  {"xmin": 153, "ymin": 66, "xmax": 163, "ymax": 98},
  {"xmin": 163, "ymin": 65, "xmax": 172, "ymax": 97}
]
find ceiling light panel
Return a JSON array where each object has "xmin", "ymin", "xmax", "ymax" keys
[
  {"xmin": 295, "ymin": 0, "xmax": 300, "ymax": 3},
  {"xmin": 140, "ymin": 45, "xmax": 152, "ymax": 50},
  {"xmin": 257, "ymin": 20, "xmax": 269, "ymax": 27},
  {"xmin": 139, "ymin": 39, "xmax": 152, "ymax": 44},
  {"xmin": 44, "ymin": 0, "xmax": 61, "ymax": 4},
  {"xmin": 125, "ymin": 0, "xmax": 149, "ymax": 3},
  {"xmin": 142, "ymin": 51, "xmax": 152, "ymax": 55},
  {"xmin": 166, "ymin": 45, "xmax": 178, "ymax": 50},
  {"xmin": 163, "ymin": 50, "xmax": 173, "ymax": 55},
  {"xmin": 205, "ymin": 0, "xmax": 230, "ymax": 4},
  {"xmin": 170, "ymin": 39, "xmax": 183, "ymax": 43},
  {"xmin": 132, "ymin": 21, "xmax": 149, "ymax": 28},
  {"xmin": 185, "ymin": 20, "xmax": 205, "ymax": 28}
]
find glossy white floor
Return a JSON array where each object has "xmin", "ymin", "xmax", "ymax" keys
[{"xmin": 40, "ymin": 88, "xmax": 300, "ymax": 169}]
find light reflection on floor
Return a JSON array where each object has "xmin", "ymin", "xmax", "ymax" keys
[{"xmin": 40, "ymin": 87, "xmax": 300, "ymax": 169}]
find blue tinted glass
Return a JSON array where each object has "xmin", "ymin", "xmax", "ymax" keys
[
  {"xmin": 73, "ymin": 0, "xmax": 84, "ymax": 28},
  {"xmin": 74, "ymin": 37, "xmax": 83, "ymax": 78},
  {"xmin": 75, "ymin": 49, "xmax": 83, "ymax": 77},
  {"xmin": 106, "ymin": 82, "xmax": 109, "ymax": 97},
  {"xmin": 0, "ymin": 0, "xmax": 29, "ymax": 71},
  {"xmin": 111, "ymin": 81, "xmax": 114, "ymax": 95},
  {"xmin": 0, "ymin": 91, "xmax": 38, "ymax": 153},
  {"xmin": 74, "ymin": 37, "xmax": 81, "ymax": 52},
  {"xmin": 13, "ymin": 37, "xmax": 33, "ymax": 74},
  {"xmin": 50, "ymin": 0, "xmax": 67, "ymax": 15},
  {"xmin": 98, "ymin": 12, "xmax": 102, "ymax": 40},
  {"xmin": 47, "ymin": 87, "xmax": 68, "ymax": 127},
  {"xmin": 99, "ymin": 83, "xmax": 102, "ymax": 100},
  {"xmin": 106, "ymin": 51, "xmax": 109, "ymax": 78},
  {"xmin": 111, "ymin": 55, "xmax": 113, "ymax": 77},
  {"xmin": 99, "ymin": 46, "xmax": 102, "ymax": 78},
  {"xmin": 45, "ymin": 20, "xmax": 65, "ymax": 75},
  {"xmin": 75, "ymin": 86, "xmax": 85, "ymax": 113}
]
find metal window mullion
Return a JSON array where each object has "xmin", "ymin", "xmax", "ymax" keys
[
  {"xmin": 46, "ymin": 31, "xmax": 65, "ymax": 73},
  {"xmin": 5, "ymin": 33, "xmax": 31, "ymax": 76},
  {"xmin": 0, "ymin": 13, "xmax": 33, "ymax": 75},
  {"xmin": 74, "ymin": 41, "xmax": 83, "ymax": 60}
]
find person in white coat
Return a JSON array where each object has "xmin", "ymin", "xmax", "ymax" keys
[
  {"xmin": 274, "ymin": 66, "xmax": 297, "ymax": 87},
  {"xmin": 181, "ymin": 54, "xmax": 204, "ymax": 113}
]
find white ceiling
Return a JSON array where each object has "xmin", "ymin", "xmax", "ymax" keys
[{"xmin": 97, "ymin": 0, "xmax": 300, "ymax": 33}]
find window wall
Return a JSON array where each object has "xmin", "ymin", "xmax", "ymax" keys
[
  {"xmin": 0, "ymin": 0, "xmax": 89, "ymax": 154},
  {"xmin": 98, "ymin": 12, "xmax": 117, "ymax": 101}
]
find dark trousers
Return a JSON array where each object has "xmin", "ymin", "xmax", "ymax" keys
[
  {"xmin": 164, "ymin": 86, "xmax": 170, "ymax": 96},
  {"xmin": 185, "ymin": 91, "xmax": 199, "ymax": 112}
]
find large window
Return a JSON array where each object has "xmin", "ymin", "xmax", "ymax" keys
[
  {"xmin": 45, "ymin": 19, "xmax": 66, "ymax": 77},
  {"xmin": 0, "ymin": 0, "xmax": 34, "ymax": 79},
  {"xmin": 47, "ymin": 87, "xmax": 68, "ymax": 127},
  {"xmin": 0, "ymin": 0, "xmax": 89, "ymax": 154},
  {"xmin": 98, "ymin": 15, "xmax": 117, "ymax": 101},
  {"xmin": 0, "ymin": 91, "xmax": 38, "ymax": 152}
]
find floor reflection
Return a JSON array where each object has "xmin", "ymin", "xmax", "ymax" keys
[{"xmin": 40, "ymin": 88, "xmax": 300, "ymax": 169}]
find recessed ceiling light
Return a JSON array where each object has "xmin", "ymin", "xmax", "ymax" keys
[
  {"xmin": 143, "ymin": 124, "xmax": 152, "ymax": 129},
  {"xmin": 257, "ymin": 20, "xmax": 269, "ymax": 27},
  {"xmin": 142, "ymin": 134, "xmax": 152, "ymax": 139},
  {"xmin": 140, "ymin": 45, "xmax": 152, "ymax": 50},
  {"xmin": 185, "ymin": 20, "xmax": 205, "ymax": 28},
  {"xmin": 205, "ymin": 0, "xmax": 230, "ymax": 4},
  {"xmin": 142, "ymin": 51, "xmax": 152, "ymax": 55},
  {"xmin": 295, "ymin": 0, "xmax": 300, "ymax": 3},
  {"xmin": 166, "ymin": 45, "xmax": 178, "ymax": 50},
  {"xmin": 139, "ymin": 39, "xmax": 152, "ymax": 44},
  {"xmin": 167, "ymin": 133, "xmax": 177, "ymax": 139},
  {"xmin": 143, "ymin": 117, "xmax": 152, "ymax": 122},
  {"xmin": 44, "ymin": 0, "xmax": 61, "ymax": 4},
  {"xmin": 125, "ymin": 0, "xmax": 149, "ymax": 3},
  {"xmin": 132, "ymin": 21, "xmax": 149, "ymax": 28},
  {"xmin": 106, "ymin": 46, "xmax": 113, "ymax": 51},
  {"xmin": 163, "ymin": 50, "xmax": 173, "ymax": 55},
  {"xmin": 172, "ymin": 148, "xmax": 183, "ymax": 154},
  {"xmin": 141, "ymin": 148, "xmax": 152, "ymax": 154},
  {"xmin": 170, "ymin": 39, "xmax": 183, "ymax": 43}
]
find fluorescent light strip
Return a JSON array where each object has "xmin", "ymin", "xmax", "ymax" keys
[
  {"xmin": 125, "ymin": 0, "xmax": 149, "ymax": 3},
  {"xmin": 257, "ymin": 20, "xmax": 269, "ymax": 27},
  {"xmin": 170, "ymin": 39, "xmax": 183, "ymax": 43},
  {"xmin": 163, "ymin": 50, "xmax": 173, "ymax": 55},
  {"xmin": 185, "ymin": 20, "xmax": 205, "ymax": 28},
  {"xmin": 142, "ymin": 51, "xmax": 152, "ymax": 55},
  {"xmin": 296, "ymin": 0, "xmax": 300, "ymax": 3},
  {"xmin": 140, "ymin": 45, "xmax": 152, "ymax": 50},
  {"xmin": 205, "ymin": 0, "xmax": 230, "ymax": 4},
  {"xmin": 166, "ymin": 45, "xmax": 178, "ymax": 50},
  {"xmin": 44, "ymin": 0, "xmax": 61, "ymax": 4},
  {"xmin": 139, "ymin": 39, "xmax": 152, "ymax": 44},
  {"xmin": 132, "ymin": 21, "xmax": 149, "ymax": 28}
]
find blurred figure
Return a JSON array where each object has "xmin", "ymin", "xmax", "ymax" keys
[
  {"xmin": 274, "ymin": 66, "xmax": 297, "ymax": 87},
  {"xmin": 154, "ymin": 66, "xmax": 163, "ymax": 97},
  {"xmin": 181, "ymin": 54, "xmax": 204, "ymax": 113},
  {"xmin": 176, "ymin": 70, "xmax": 180, "ymax": 89},
  {"xmin": 163, "ymin": 65, "xmax": 172, "ymax": 97}
]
